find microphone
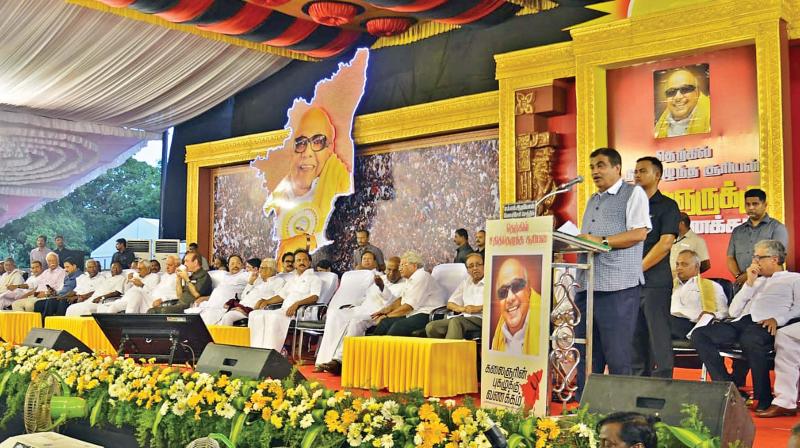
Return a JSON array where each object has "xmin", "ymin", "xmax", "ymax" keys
[{"xmin": 557, "ymin": 175, "xmax": 584, "ymax": 190}]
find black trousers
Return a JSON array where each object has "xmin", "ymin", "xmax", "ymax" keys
[
  {"xmin": 691, "ymin": 316, "xmax": 774, "ymax": 406},
  {"xmin": 373, "ymin": 313, "xmax": 429, "ymax": 336},
  {"xmin": 669, "ymin": 316, "xmax": 696, "ymax": 340},
  {"xmin": 632, "ymin": 286, "xmax": 674, "ymax": 378},
  {"xmin": 34, "ymin": 297, "xmax": 69, "ymax": 322}
]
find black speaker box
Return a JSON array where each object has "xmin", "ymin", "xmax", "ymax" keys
[
  {"xmin": 196, "ymin": 343, "xmax": 305, "ymax": 383},
  {"xmin": 22, "ymin": 328, "xmax": 91, "ymax": 353},
  {"xmin": 581, "ymin": 375, "xmax": 754, "ymax": 447}
]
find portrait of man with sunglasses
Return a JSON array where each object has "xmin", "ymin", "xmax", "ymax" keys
[
  {"xmin": 653, "ymin": 64, "xmax": 711, "ymax": 138},
  {"xmin": 490, "ymin": 256, "xmax": 542, "ymax": 356}
]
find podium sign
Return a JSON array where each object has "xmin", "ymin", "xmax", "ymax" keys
[{"xmin": 481, "ymin": 216, "xmax": 553, "ymax": 416}]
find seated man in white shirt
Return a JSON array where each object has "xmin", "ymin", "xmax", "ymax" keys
[
  {"xmin": 14, "ymin": 252, "xmax": 66, "ymax": 312},
  {"xmin": 315, "ymin": 254, "xmax": 407, "ymax": 374},
  {"xmin": 249, "ymin": 249, "xmax": 321, "ymax": 352},
  {"xmin": 66, "ymin": 261, "xmax": 126, "ymax": 315},
  {"xmin": 57, "ymin": 259, "xmax": 109, "ymax": 315},
  {"xmin": 426, "ymin": 253, "xmax": 484, "ymax": 339},
  {"xmin": 185, "ymin": 255, "xmax": 249, "ymax": 325},
  {"xmin": 4, "ymin": 260, "xmax": 43, "ymax": 309},
  {"xmin": 119, "ymin": 256, "xmax": 179, "ymax": 314},
  {"xmin": 0, "ymin": 258, "xmax": 25, "ymax": 308},
  {"xmin": 96, "ymin": 260, "xmax": 160, "ymax": 313},
  {"xmin": 372, "ymin": 251, "xmax": 446, "ymax": 336},
  {"xmin": 217, "ymin": 259, "xmax": 285, "ymax": 326},
  {"xmin": 692, "ymin": 240, "xmax": 800, "ymax": 412},
  {"xmin": 669, "ymin": 250, "xmax": 728, "ymax": 339}
]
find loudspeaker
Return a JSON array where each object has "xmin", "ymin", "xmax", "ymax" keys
[
  {"xmin": 581, "ymin": 375, "xmax": 754, "ymax": 447},
  {"xmin": 196, "ymin": 343, "xmax": 305, "ymax": 383},
  {"xmin": 22, "ymin": 328, "xmax": 91, "ymax": 354}
]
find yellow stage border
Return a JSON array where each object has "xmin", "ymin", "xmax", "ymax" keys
[
  {"xmin": 184, "ymin": 92, "xmax": 499, "ymax": 244},
  {"xmin": 495, "ymin": 0, "xmax": 792, "ymax": 225}
]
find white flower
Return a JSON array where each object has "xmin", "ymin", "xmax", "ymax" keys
[
  {"xmin": 570, "ymin": 423, "xmax": 598, "ymax": 448},
  {"xmin": 444, "ymin": 399, "xmax": 456, "ymax": 408},
  {"xmin": 427, "ymin": 397, "xmax": 440, "ymax": 403},
  {"xmin": 327, "ymin": 397, "xmax": 337, "ymax": 407},
  {"xmin": 379, "ymin": 434, "xmax": 394, "ymax": 448},
  {"xmin": 159, "ymin": 402, "xmax": 170, "ymax": 416},
  {"xmin": 300, "ymin": 414, "xmax": 314, "ymax": 429}
]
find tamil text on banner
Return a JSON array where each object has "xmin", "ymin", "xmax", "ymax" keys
[{"xmin": 481, "ymin": 216, "xmax": 552, "ymax": 416}]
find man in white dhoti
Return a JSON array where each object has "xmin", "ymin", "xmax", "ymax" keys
[
  {"xmin": 0, "ymin": 258, "xmax": 25, "ymax": 308},
  {"xmin": 249, "ymin": 249, "xmax": 321, "ymax": 352},
  {"xmin": 217, "ymin": 259, "xmax": 286, "ymax": 326},
  {"xmin": 315, "ymin": 254, "xmax": 407, "ymax": 374},
  {"xmin": 66, "ymin": 262, "xmax": 125, "ymax": 315},
  {"xmin": 62, "ymin": 260, "xmax": 115, "ymax": 315},
  {"xmin": 756, "ymin": 320, "xmax": 800, "ymax": 418},
  {"xmin": 119, "ymin": 256, "xmax": 179, "ymax": 314},
  {"xmin": 185, "ymin": 255, "xmax": 249, "ymax": 325},
  {"xmin": 96, "ymin": 260, "xmax": 159, "ymax": 313},
  {"xmin": 8, "ymin": 261, "xmax": 43, "ymax": 310}
]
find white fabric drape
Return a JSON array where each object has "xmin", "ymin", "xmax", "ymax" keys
[{"xmin": 0, "ymin": 0, "xmax": 289, "ymax": 132}]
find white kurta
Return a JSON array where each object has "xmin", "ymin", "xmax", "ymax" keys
[
  {"xmin": 217, "ymin": 276, "xmax": 286, "ymax": 326},
  {"xmin": 670, "ymin": 277, "xmax": 729, "ymax": 321},
  {"xmin": 96, "ymin": 273, "xmax": 160, "ymax": 314},
  {"xmin": 121, "ymin": 272, "xmax": 179, "ymax": 314},
  {"xmin": 61, "ymin": 273, "xmax": 108, "ymax": 316},
  {"xmin": 0, "ymin": 269, "xmax": 26, "ymax": 307},
  {"xmin": 66, "ymin": 274, "xmax": 126, "ymax": 316},
  {"xmin": 185, "ymin": 270, "xmax": 249, "ymax": 325},
  {"xmin": 315, "ymin": 277, "xmax": 408, "ymax": 365},
  {"xmin": 773, "ymin": 321, "xmax": 800, "ymax": 410},
  {"xmin": 249, "ymin": 269, "xmax": 322, "ymax": 350}
]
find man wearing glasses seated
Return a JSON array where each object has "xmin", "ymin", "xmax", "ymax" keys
[{"xmin": 426, "ymin": 253, "xmax": 484, "ymax": 340}]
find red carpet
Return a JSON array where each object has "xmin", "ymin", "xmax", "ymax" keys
[{"xmin": 295, "ymin": 362, "xmax": 798, "ymax": 447}]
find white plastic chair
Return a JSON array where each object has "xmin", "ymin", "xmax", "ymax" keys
[
  {"xmin": 431, "ymin": 263, "xmax": 468, "ymax": 297},
  {"xmin": 316, "ymin": 271, "xmax": 340, "ymax": 305}
]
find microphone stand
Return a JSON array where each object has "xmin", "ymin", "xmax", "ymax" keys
[{"xmin": 532, "ymin": 186, "xmax": 573, "ymax": 217}]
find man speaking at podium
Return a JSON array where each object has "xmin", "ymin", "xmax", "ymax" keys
[{"xmin": 576, "ymin": 148, "xmax": 651, "ymax": 395}]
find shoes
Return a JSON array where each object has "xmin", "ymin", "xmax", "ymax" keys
[
  {"xmin": 320, "ymin": 359, "xmax": 342, "ymax": 375},
  {"xmin": 755, "ymin": 405, "xmax": 797, "ymax": 418},
  {"xmin": 312, "ymin": 365, "xmax": 326, "ymax": 373}
]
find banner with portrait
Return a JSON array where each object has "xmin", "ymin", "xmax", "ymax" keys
[
  {"xmin": 607, "ymin": 45, "xmax": 759, "ymax": 279},
  {"xmin": 481, "ymin": 216, "xmax": 552, "ymax": 416}
]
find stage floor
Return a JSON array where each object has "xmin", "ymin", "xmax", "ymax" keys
[{"xmin": 297, "ymin": 363, "xmax": 797, "ymax": 448}]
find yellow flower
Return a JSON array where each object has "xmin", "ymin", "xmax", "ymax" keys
[
  {"xmin": 270, "ymin": 414, "xmax": 283, "ymax": 429},
  {"xmin": 451, "ymin": 407, "xmax": 471, "ymax": 426},
  {"xmin": 341, "ymin": 409, "xmax": 358, "ymax": 426},
  {"xmin": 418, "ymin": 403, "xmax": 439, "ymax": 423},
  {"xmin": 325, "ymin": 410, "xmax": 344, "ymax": 433},
  {"xmin": 262, "ymin": 407, "xmax": 272, "ymax": 421}
]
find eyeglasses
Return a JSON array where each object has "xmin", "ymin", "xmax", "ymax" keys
[
  {"xmin": 294, "ymin": 134, "xmax": 328, "ymax": 153},
  {"xmin": 466, "ymin": 262, "xmax": 483, "ymax": 269},
  {"xmin": 496, "ymin": 278, "xmax": 526, "ymax": 300},
  {"xmin": 665, "ymin": 84, "xmax": 697, "ymax": 97},
  {"xmin": 752, "ymin": 255, "xmax": 775, "ymax": 260}
]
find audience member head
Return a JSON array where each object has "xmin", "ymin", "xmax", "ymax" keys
[
  {"xmin": 63, "ymin": 258, "xmax": 78, "ymax": 274},
  {"xmin": 187, "ymin": 242, "xmax": 199, "ymax": 253},
  {"xmin": 281, "ymin": 252, "xmax": 295, "ymax": 273},
  {"xmin": 260, "ymin": 259, "xmax": 277, "ymax": 280},
  {"xmin": 675, "ymin": 250, "xmax": 700, "ymax": 282},
  {"xmin": 597, "ymin": 412, "xmax": 659, "ymax": 448},
  {"xmin": 356, "ymin": 229, "xmax": 370, "ymax": 248},
  {"xmin": 30, "ymin": 260, "xmax": 43, "ymax": 276},
  {"xmin": 466, "ymin": 253, "xmax": 484, "ymax": 283},
  {"xmin": 212, "ymin": 255, "xmax": 228, "ymax": 271},
  {"xmin": 752, "ymin": 239, "xmax": 786, "ymax": 276},
  {"xmin": 495, "ymin": 257, "xmax": 531, "ymax": 336},
  {"xmin": 453, "ymin": 228, "xmax": 469, "ymax": 247},
  {"xmin": 360, "ymin": 251, "xmax": 377, "ymax": 270},
  {"xmin": 85, "ymin": 259, "xmax": 99, "ymax": 277},
  {"xmin": 293, "ymin": 249, "xmax": 311, "ymax": 274},
  {"xmin": 399, "ymin": 251, "xmax": 423, "ymax": 279},
  {"xmin": 45, "ymin": 252, "xmax": 59, "ymax": 271},
  {"xmin": 164, "ymin": 256, "xmax": 178, "ymax": 274},
  {"xmin": 590, "ymin": 147, "xmax": 623, "ymax": 192},
  {"xmin": 137, "ymin": 260, "xmax": 151, "ymax": 278},
  {"xmin": 228, "ymin": 255, "xmax": 243, "ymax": 274},
  {"xmin": 385, "ymin": 257, "xmax": 401, "ymax": 283},
  {"xmin": 678, "ymin": 212, "xmax": 691, "ymax": 237},
  {"xmin": 110, "ymin": 261, "xmax": 122, "ymax": 276},
  {"xmin": 130, "ymin": 260, "xmax": 139, "ymax": 271},
  {"xmin": 476, "ymin": 230, "xmax": 486, "ymax": 250},
  {"xmin": 183, "ymin": 252, "xmax": 201, "ymax": 272},
  {"xmin": 55, "ymin": 235, "xmax": 65, "ymax": 249},
  {"xmin": 788, "ymin": 422, "xmax": 800, "ymax": 448},
  {"xmin": 115, "ymin": 238, "xmax": 127, "ymax": 252},
  {"xmin": 36, "ymin": 235, "xmax": 47, "ymax": 248},
  {"xmin": 246, "ymin": 258, "xmax": 262, "ymax": 273},
  {"xmin": 3, "ymin": 257, "xmax": 15, "ymax": 274},
  {"xmin": 316, "ymin": 259, "xmax": 332, "ymax": 272},
  {"xmin": 743, "ymin": 188, "xmax": 768, "ymax": 222},
  {"xmin": 150, "ymin": 259, "xmax": 161, "ymax": 274},
  {"xmin": 635, "ymin": 156, "xmax": 663, "ymax": 190}
]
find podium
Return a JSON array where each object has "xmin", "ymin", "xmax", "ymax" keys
[{"xmin": 550, "ymin": 232, "xmax": 609, "ymax": 406}]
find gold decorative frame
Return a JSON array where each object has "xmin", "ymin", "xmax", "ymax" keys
[
  {"xmin": 495, "ymin": 0, "xmax": 792, "ymax": 224},
  {"xmin": 185, "ymin": 92, "xmax": 499, "ymax": 244}
]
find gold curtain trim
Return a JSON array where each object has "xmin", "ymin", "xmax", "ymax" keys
[{"xmin": 65, "ymin": 0, "xmax": 316, "ymax": 61}]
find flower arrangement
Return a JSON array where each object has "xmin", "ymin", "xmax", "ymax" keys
[{"xmin": 0, "ymin": 343, "xmax": 719, "ymax": 448}]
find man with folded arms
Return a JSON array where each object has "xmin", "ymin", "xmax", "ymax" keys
[
  {"xmin": 0, "ymin": 258, "xmax": 24, "ymax": 308},
  {"xmin": 66, "ymin": 261, "xmax": 126, "ymax": 315},
  {"xmin": 218, "ymin": 259, "xmax": 286, "ymax": 326},
  {"xmin": 372, "ymin": 251, "xmax": 446, "ymax": 336},
  {"xmin": 112, "ymin": 256, "xmax": 178, "ymax": 314},
  {"xmin": 97, "ymin": 260, "xmax": 159, "ymax": 313},
  {"xmin": 692, "ymin": 240, "xmax": 800, "ymax": 412},
  {"xmin": 148, "ymin": 252, "xmax": 211, "ymax": 314},
  {"xmin": 315, "ymin": 254, "xmax": 407, "ymax": 374},
  {"xmin": 669, "ymin": 250, "xmax": 728, "ymax": 339},
  {"xmin": 249, "ymin": 249, "xmax": 321, "ymax": 351},
  {"xmin": 10, "ymin": 261, "xmax": 44, "ymax": 311},
  {"xmin": 426, "ymin": 253, "xmax": 484, "ymax": 339}
]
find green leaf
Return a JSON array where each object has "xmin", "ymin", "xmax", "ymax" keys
[
  {"xmin": 89, "ymin": 392, "xmax": 106, "ymax": 427},
  {"xmin": 659, "ymin": 422, "xmax": 713, "ymax": 446},
  {"xmin": 229, "ymin": 412, "xmax": 246, "ymax": 445},
  {"xmin": 151, "ymin": 410, "xmax": 163, "ymax": 438},
  {"xmin": 0, "ymin": 371, "xmax": 12, "ymax": 397},
  {"xmin": 300, "ymin": 423, "xmax": 324, "ymax": 448},
  {"xmin": 507, "ymin": 433, "xmax": 528, "ymax": 448}
]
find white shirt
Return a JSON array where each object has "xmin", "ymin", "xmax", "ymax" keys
[
  {"xmin": 277, "ymin": 269, "xmax": 322, "ymax": 308},
  {"xmin": 126, "ymin": 273, "xmax": 160, "ymax": 295},
  {"xmin": 670, "ymin": 277, "xmax": 728, "ymax": 321},
  {"xmin": 362, "ymin": 274, "xmax": 403, "ymax": 309},
  {"xmin": 90, "ymin": 274, "xmax": 126, "ymax": 300},
  {"xmin": 729, "ymin": 271, "xmax": 800, "ymax": 326},
  {"xmin": 24, "ymin": 273, "xmax": 41, "ymax": 292},
  {"xmin": 447, "ymin": 277, "xmax": 485, "ymax": 318},
  {"xmin": 241, "ymin": 276, "xmax": 286, "ymax": 308},
  {"xmin": 501, "ymin": 316, "xmax": 529, "ymax": 355},
  {"xmin": 603, "ymin": 179, "xmax": 652, "ymax": 231},
  {"xmin": 150, "ymin": 272, "xmax": 178, "ymax": 300},
  {"xmin": 35, "ymin": 266, "xmax": 66, "ymax": 293},
  {"xmin": 0, "ymin": 269, "xmax": 24, "ymax": 293},
  {"xmin": 206, "ymin": 270, "xmax": 249, "ymax": 307},
  {"xmin": 401, "ymin": 269, "xmax": 447, "ymax": 315},
  {"xmin": 73, "ymin": 273, "xmax": 106, "ymax": 296}
]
